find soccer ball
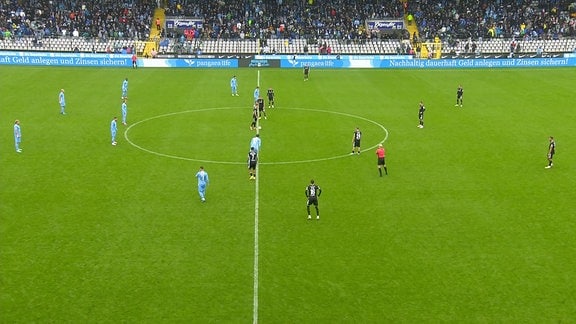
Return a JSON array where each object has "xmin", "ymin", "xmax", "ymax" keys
[{"xmin": 258, "ymin": 126, "xmax": 262, "ymax": 129}]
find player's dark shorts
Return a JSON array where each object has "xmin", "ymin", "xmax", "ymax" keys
[
  {"xmin": 354, "ymin": 139, "xmax": 361, "ymax": 147},
  {"xmin": 378, "ymin": 157, "xmax": 386, "ymax": 166},
  {"xmin": 268, "ymin": 95, "xmax": 274, "ymax": 101},
  {"xmin": 457, "ymin": 94, "xmax": 463, "ymax": 99},
  {"xmin": 249, "ymin": 161, "xmax": 257, "ymax": 169},
  {"xmin": 307, "ymin": 196, "xmax": 318, "ymax": 206},
  {"xmin": 548, "ymin": 152, "xmax": 555, "ymax": 159}
]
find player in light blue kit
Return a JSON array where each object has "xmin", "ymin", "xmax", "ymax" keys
[
  {"xmin": 195, "ymin": 166, "xmax": 209, "ymax": 202},
  {"xmin": 59, "ymin": 89, "xmax": 66, "ymax": 115},
  {"xmin": 14, "ymin": 119, "xmax": 22, "ymax": 153},
  {"xmin": 122, "ymin": 78, "xmax": 128, "ymax": 99},
  {"xmin": 230, "ymin": 75, "xmax": 239, "ymax": 96},
  {"xmin": 121, "ymin": 99, "xmax": 128, "ymax": 125},
  {"xmin": 250, "ymin": 133, "xmax": 261, "ymax": 153},
  {"xmin": 253, "ymin": 86, "xmax": 260, "ymax": 103},
  {"xmin": 111, "ymin": 116, "xmax": 118, "ymax": 145}
]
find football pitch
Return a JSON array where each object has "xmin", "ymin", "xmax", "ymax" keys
[{"xmin": 1, "ymin": 65, "xmax": 575, "ymax": 322}]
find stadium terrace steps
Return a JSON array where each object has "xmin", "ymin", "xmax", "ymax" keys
[{"xmin": 144, "ymin": 8, "xmax": 166, "ymax": 57}]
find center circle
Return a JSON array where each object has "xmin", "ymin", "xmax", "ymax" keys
[{"xmin": 124, "ymin": 107, "xmax": 388, "ymax": 165}]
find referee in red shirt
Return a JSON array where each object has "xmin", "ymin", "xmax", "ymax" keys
[{"xmin": 376, "ymin": 143, "xmax": 387, "ymax": 177}]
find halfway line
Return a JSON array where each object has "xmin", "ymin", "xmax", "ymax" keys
[
  {"xmin": 253, "ymin": 161, "xmax": 260, "ymax": 324},
  {"xmin": 252, "ymin": 69, "xmax": 261, "ymax": 324}
]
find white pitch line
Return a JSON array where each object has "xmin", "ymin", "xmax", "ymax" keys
[
  {"xmin": 253, "ymin": 70, "xmax": 261, "ymax": 324},
  {"xmin": 124, "ymin": 107, "xmax": 388, "ymax": 165},
  {"xmin": 123, "ymin": 104, "xmax": 389, "ymax": 322},
  {"xmin": 253, "ymin": 159, "xmax": 260, "ymax": 324}
]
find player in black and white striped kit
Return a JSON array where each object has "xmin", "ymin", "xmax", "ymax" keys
[
  {"xmin": 267, "ymin": 87, "xmax": 275, "ymax": 108},
  {"xmin": 456, "ymin": 85, "xmax": 464, "ymax": 107},
  {"xmin": 305, "ymin": 179, "xmax": 322, "ymax": 220},
  {"xmin": 417, "ymin": 101, "xmax": 426, "ymax": 128},
  {"xmin": 545, "ymin": 136, "xmax": 556, "ymax": 169},
  {"xmin": 248, "ymin": 147, "xmax": 258, "ymax": 179},
  {"xmin": 351, "ymin": 127, "xmax": 362, "ymax": 154}
]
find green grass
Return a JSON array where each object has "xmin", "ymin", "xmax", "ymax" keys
[{"xmin": 1, "ymin": 65, "xmax": 576, "ymax": 322}]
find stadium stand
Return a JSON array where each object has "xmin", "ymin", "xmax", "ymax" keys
[{"xmin": 0, "ymin": 0, "xmax": 574, "ymax": 56}]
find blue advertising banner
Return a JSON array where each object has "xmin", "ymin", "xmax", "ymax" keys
[
  {"xmin": 140, "ymin": 58, "xmax": 238, "ymax": 68},
  {"xmin": 0, "ymin": 51, "xmax": 131, "ymax": 67},
  {"xmin": 380, "ymin": 57, "xmax": 576, "ymax": 68},
  {"xmin": 1, "ymin": 51, "xmax": 574, "ymax": 69},
  {"xmin": 263, "ymin": 54, "xmax": 412, "ymax": 68},
  {"xmin": 280, "ymin": 58, "xmax": 346, "ymax": 68},
  {"xmin": 279, "ymin": 57, "xmax": 576, "ymax": 68},
  {"xmin": 255, "ymin": 54, "xmax": 413, "ymax": 60}
]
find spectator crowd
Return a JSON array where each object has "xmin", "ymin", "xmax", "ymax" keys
[
  {"xmin": 1, "ymin": 0, "xmax": 575, "ymax": 45},
  {"xmin": 1, "ymin": 0, "xmax": 156, "ymax": 41},
  {"xmin": 163, "ymin": 0, "xmax": 406, "ymax": 41},
  {"xmin": 412, "ymin": 0, "xmax": 576, "ymax": 43}
]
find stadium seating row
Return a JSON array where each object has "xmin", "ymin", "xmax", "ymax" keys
[
  {"xmin": 0, "ymin": 38, "xmax": 146, "ymax": 53},
  {"xmin": 443, "ymin": 38, "xmax": 576, "ymax": 55},
  {"xmin": 1, "ymin": 37, "xmax": 575, "ymax": 55}
]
